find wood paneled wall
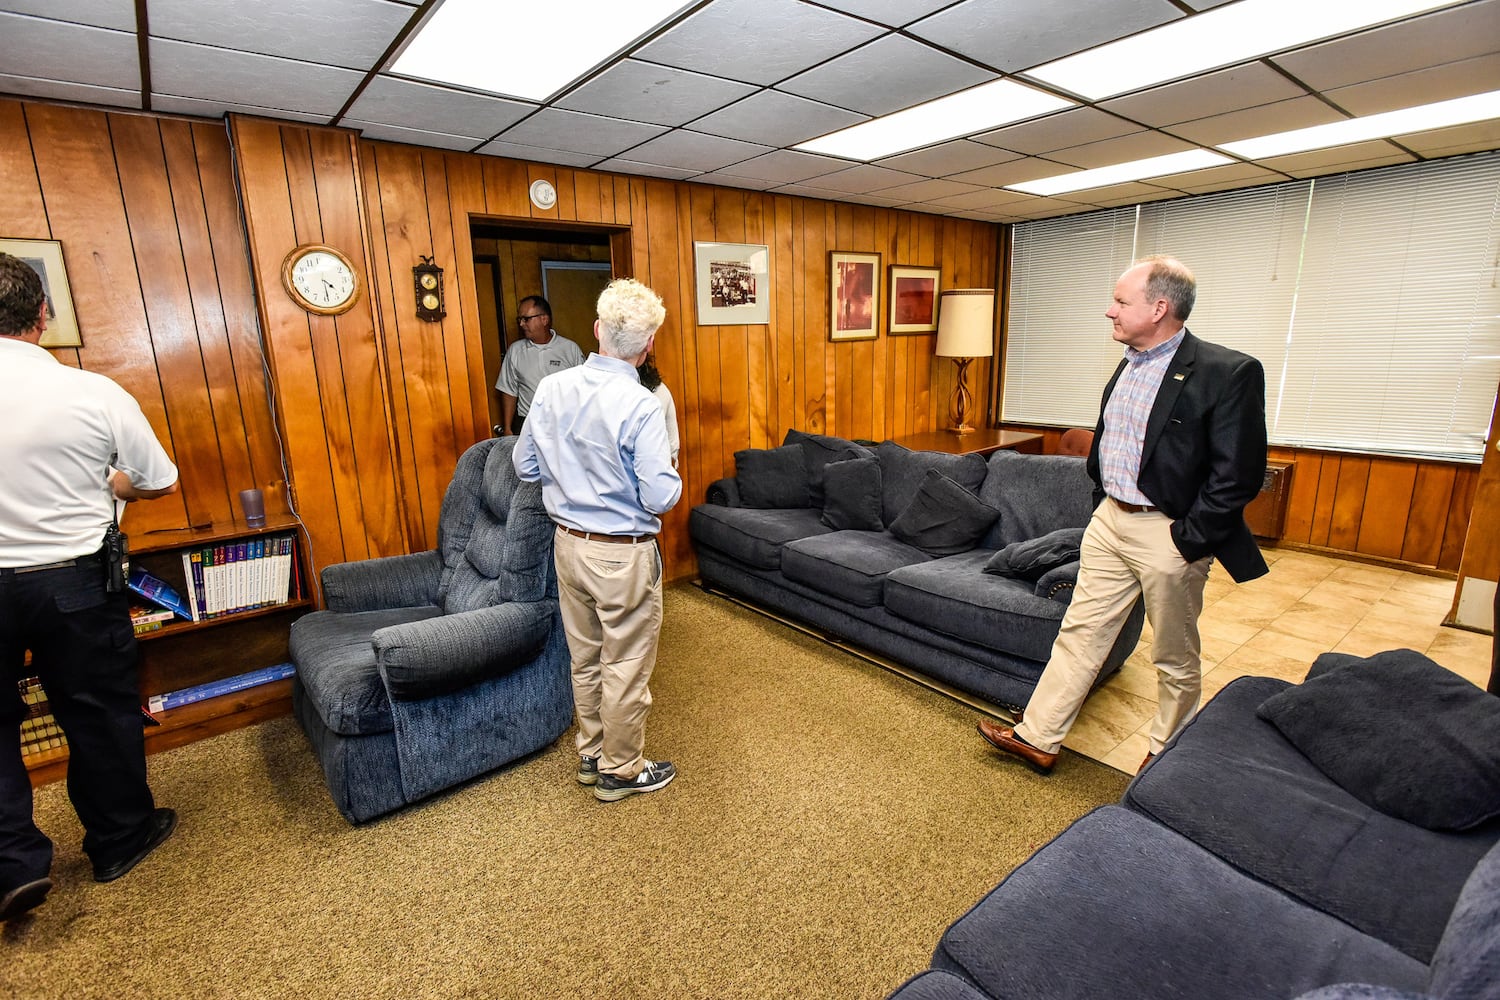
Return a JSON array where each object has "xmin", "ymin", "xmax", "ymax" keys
[{"xmin": 0, "ymin": 99, "xmax": 282, "ymax": 540}]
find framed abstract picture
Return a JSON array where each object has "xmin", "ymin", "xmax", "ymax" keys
[
  {"xmin": 888, "ymin": 265, "xmax": 940, "ymax": 334},
  {"xmin": 829, "ymin": 251, "xmax": 879, "ymax": 341},
  {"xmin": 0, "ymin": 238, "xmax": 81, "ymax": 347},
  {"xmin": 694, "ymin": 241, "xmax": 770, "ymax": 325}
]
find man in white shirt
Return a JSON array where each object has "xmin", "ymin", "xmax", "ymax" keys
[
  {"xmin": 513, "ymin": 279, "xmax": 682, "ymax": 802},
  {"xmin": 0, "ymin": 253, "xmax": 181, "ymax": 923},
  {"xmin": 495, "ymin": 295, "xmax": 583, "ymax": 434}
]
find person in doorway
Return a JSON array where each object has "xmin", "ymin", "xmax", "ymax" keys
[
  {"xmin": 0, "ymin": 253, "xmax": 181, "ymax": 922},
  {"xmin": 495, "ymin": 294, "xmax": 584, "ymax": 434},
  {"xmin": 636, "ymin": 356, "xmax": 679, "ymax": 468},
  {"xmin": 978, "ymin": 255, "xmax": 1268, "ymax": 775},
  {"xmin": 513, "ymin": 278, "xmax": 682, "ymax": 802}
]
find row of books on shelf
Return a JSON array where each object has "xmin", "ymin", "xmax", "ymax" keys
[
  {"xmin": 126, "ymin": 533, "xmax": 298, "ymax": 624},
  {"xmin": 20, "ymin": 664, "xmax": 298, "ymax": 758}
]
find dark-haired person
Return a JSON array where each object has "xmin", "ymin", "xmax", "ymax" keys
[
  {"xmin": 0, "ymin": 253, "xmax": 181, "ymax": 922},
  {"xmin": 979, "ymin": 255, "xmax": 1268, "ymax": 775},
  {"xmin": 495, "ymin": 294, "xmax": 583, "ymax": 435},
  {"xmin": 636, "ymin": 356, "xmax": 679, "ymax": 468}
]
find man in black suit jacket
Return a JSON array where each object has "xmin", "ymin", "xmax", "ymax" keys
[{"xmin": 980, "ymin": 255, "xmax": 1268, "ymax": 775}]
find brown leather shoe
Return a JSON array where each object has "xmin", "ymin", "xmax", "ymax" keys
[{"xmin": 977, "ymin": 718, "xmax": 1057, "ymax": 774}]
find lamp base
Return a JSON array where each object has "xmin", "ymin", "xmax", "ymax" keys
[{"xmin": 948, "ymin": 423, "xmax": 977, "ymax": 435}]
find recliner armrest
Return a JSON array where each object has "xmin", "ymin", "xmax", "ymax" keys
[
  {"xmin": 705, "ymin": 477, "xmax": 742, "ymax": 506},
  {"xmin": 321, "ymin": 550, "xmax": 443, "ymax": 613},
  {"xmin": 373, "ymin": 600, "xmax": 556, "ymax": 700},
  {"xmin": 1033, "ymin": 559, "xmax": 1081, "ymax": 606}
]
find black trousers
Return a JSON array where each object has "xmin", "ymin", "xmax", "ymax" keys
[{"xmin": 0, "ymin": 554, "xmax": 155, "ymax": 888}]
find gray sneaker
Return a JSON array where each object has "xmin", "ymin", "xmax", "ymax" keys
[
  {"xmin": 576, "ymin": 755, "xmax": 599, "ymax": 786},
  {"xmin": 594, "ymin": 760, "xmax": 676, "ymax": 802}
]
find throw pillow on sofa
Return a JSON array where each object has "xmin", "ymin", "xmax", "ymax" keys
[
  {"xmin": 784, "ymin": 429, "xmax": 873, "ymax": 506},
  {"xmin": 1255, "ymin": 647, "xmax": 1500, "ymax": 831},
  {"xmin": 876, "ymin": 441, "xmax": 988, "ymax": 527},
  {"xmin": 984, "ymin": 527, "xmax": 1086, "ymax": 580},
  {"xmin": 735, "ymin": 445, "xmax": 810, "ymax": 509},
  {"xmin": 889, "ymin": 469, "xmax": 1000, "ymax": 556},
  {"xmin": 820, "ymin": 456, "xmax": 883, "ymax": 531}
]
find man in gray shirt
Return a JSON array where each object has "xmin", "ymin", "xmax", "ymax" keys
[{"xmin": 496, "ymin": 295, "xmax": 583, "ymax": 434}]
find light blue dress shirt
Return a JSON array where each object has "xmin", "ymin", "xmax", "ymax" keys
[{"xmin": 512, "ymin": 354, "xmax": 682, "ymax": 536}]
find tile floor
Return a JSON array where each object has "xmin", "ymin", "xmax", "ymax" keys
[{"xmin": 1070, "ymin": 547, "xmax": 1495, "ymax": 773}]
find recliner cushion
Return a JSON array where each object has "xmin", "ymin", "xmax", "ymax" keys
[
  {"xmin": 440, "ymin": 438, "xmax": 555, "ymax": 614},
  {"xmin": 289, "ymin": 605, "xmax": 442, "ymax": 735},
  {"xmin": 735, "ymin": 445, "xmax": 812, "ymax": 509},
  {"xmin": 782, "ymin": 530, "xmax": 930, "ymax": 607}
]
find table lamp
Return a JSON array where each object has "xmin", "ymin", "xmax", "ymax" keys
[{"xmin": 934, "ymin": 288, "xmax": 995, "ymax": 434}]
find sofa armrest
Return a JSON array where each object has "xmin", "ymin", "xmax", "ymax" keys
[
  {"xmin": 373, "ymin": 599, "xmax": 556, "ymax": 700},
  {"xmin": 1033, "ymin": 559, "xmax": 1081, "ymax": 606},
  {"xmin": 321, "ymin": 550, "xmax": 443, "ymax": 613},
  {"xmin": 706, "ymin": 477, "xmax": 743, "ymax": 506}
]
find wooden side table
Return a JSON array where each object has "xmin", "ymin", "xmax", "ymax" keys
[{"xmin": 892, "ymin": 428, "xmax": 1044, "ymax": 456}]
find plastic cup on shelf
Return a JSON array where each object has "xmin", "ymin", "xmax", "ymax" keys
[{"xmin": 238, "ymin": 488, "xmax": 266, "ymax": 528}]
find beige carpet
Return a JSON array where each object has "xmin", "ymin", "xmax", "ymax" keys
[{"xmin": 4, "ymin": 584, "xmax": 1126, "ymax": 1000}]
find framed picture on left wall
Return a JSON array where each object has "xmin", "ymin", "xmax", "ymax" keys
[{"xmin": 0, "ymin": 238, "xmax": 82, "ymax": 347}]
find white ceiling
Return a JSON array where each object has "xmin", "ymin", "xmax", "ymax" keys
[{"xmin": 2, "ymin": 0, "xmax": 1498, "ymax": 222}]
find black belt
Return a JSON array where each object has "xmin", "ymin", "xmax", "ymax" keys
[
  {"xmin": 1110, "ymin": 497, "xmax": 1159, "ymax": 514},
  {"xmin": 556, "ymin": 525, "xmax": 656, "ymax": 545},
  {"xmin": 0, "ymin": 551, "xmax": 103, "ymax": 576}
]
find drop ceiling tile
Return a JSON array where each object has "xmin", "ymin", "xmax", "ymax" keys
[
  {"xmin": 592, "ymin": 157, "xmax": 701, "ymax": 181},
  {"xmin": 345, "ymin": 119, "xmax": 480, "ymax": 151},
  {"xmin": 1399, "ymin": 120, "xmax": 1500, "ymax": 158},
  {"xmin": 150, "ymin": 39, "xmax": 363, "ymax": 116},
  {"xmin": 825, "ymin": 191, "xmax": 910, "ymax": 208},
  {"xmin": 875, "ymin": 140, "xmax": 1020, "ymax": 177},
  {"xmin": 1323, "ymin": 54, "xmax": 1500, "ymax": 116},
  {"xmin": 474, "ymin": 140, "xmax": 600, "ymax": 168},
  {"xmin": 974, "ymin": 107, "xmax": 1138, "ymax": 155},
  {"xmin": 690, "ymin": 89, "xmax": 865, "ymax": 147},
  {"xmin": 1002, "ymin": 196, "xmax": 1100, "ymax": 220},
  {"xmin": 910, "ymin": 0, "xmax": 1181, "ymax": 74},
  {"xmin": 1047, "ymin": 131, "xmax": 1199, "ymax": 169},
  {"xmin": 1150, "ymin": 162, "xmax": 1286, "ymax": 193},
  {"xmin": 635, "ymin": 0, "xmax": 884, "ymax": 86},
  {"xmin": 949, "ymin": 157, "xmax": 1080, "ymax": 188},
  {"xmin": 147, "ymin": 0, "xmax": 411, "ymax": 69},
  {"xmin": 869, "ymin": 178, "xmax": 986, "ymax": 201},
  {"xmin": 622, "ymin": 130, "xmax": 771, "ymax": 173},
  {"xmin": 1260, "ymin": 142, "xmax": 1417, "ymax": 177},
  {"xmin": 1170, "ymin": 97, "xmax": 1344, "ymax": 147},
  {"xmin": 716, "ymin": 148, "xmax": 853, "ymax": 183},
  {"xmin": 492, "ymin": 108, "xmax": 665, "ymax": 158},
  {"xmin": 0, "ymin": 74, "xmax": 139, "ymax": 108},
  {"xmin": 812, "ymin": 0, "xmax": 954, "ymax": 28},
  {"xmin": 1270, "ymin": 1, "xmax": 1500, "ymax": 93},
  {"xmin": 150, "ymin": 94, "xmax": 329, "ymax": 125},
  {"xmin": 0, "ymin": 13, "xmax": 138, "ymax": 90},
  {"xmin": 923, "ymin": 188, "xmax": 1040, "ymax": 212},
  {"xmin": 556, "ymin": 60, "xmax": 756, "ymax": 127},
  {"xmin": 1101, "ymin": 64, "xmax": 1308, "ymax": 128},
  {"xmin": 778, "ymin": 34, "xmax": 994, "ymax": 116},
  {"xmin": 346, "ymin": 76, "xmax": 534, "ymax": 140},
  {"xmin": 770, "ymin": 181, "xmax": 863, "ymax": 200},
  {"xmin": 5, "ymin": 0, "xmax": 134, "ymax": 31},
  {"xmin": 1080, "ymin": 183, "xmax": 1185, "ymax": 207},
  {"xmin": 692, "ymin": 171, "xmax": 782, "ymax": 191},
  {"xmin": 797, "ymin": 163, "xmax": 924, "ymax": 193}
]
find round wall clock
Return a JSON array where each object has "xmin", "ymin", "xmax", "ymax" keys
[
  {"xmin": 281, "ymin": 243, "xmax": 359, "ymax": 316},
  {"xmin": 529, "ymin": 178, "xmax": 558, "ymax": 211}
]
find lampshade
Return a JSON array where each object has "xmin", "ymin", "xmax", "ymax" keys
[{"xmin": 934, "ymin": 289, "xmax": 995, "ymax": 358}]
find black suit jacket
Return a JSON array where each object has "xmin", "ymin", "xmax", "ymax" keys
[{"xmin": 1087, "ymin": 330, "xmax": 1269, "ymax": 583}]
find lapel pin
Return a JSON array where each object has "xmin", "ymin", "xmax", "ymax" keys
[{"xmin": 1173, "ymin": 372, "xmax": 1187, "ymax": 381}]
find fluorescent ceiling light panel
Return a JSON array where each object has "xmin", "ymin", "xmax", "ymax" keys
[
  {"xmin": 794, "ymin": 79, "xmax": 1074, "ymax": 161},
  {"xmin": 1007, "ymin": 149, "xmax": 1231, "ymax": 196},
  {"xmin": 392, "ymin": 0, "xmax": 696, "ymax": 102},
  {"xmin": 1027, "ymin": 0, "xmax": 1464, "ymax": 101},
  {"xmin": 1221, "ymin": 90, "xmax": 1500, "ymax": 159}
]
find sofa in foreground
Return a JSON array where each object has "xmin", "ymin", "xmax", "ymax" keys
[
  {"xmin": 690, "ymin": 430, "xmax": 1143, "ymax": 711},
  {"xmin": 886, "ymin": 648, "xmax": 1500, "ymax": 999}
]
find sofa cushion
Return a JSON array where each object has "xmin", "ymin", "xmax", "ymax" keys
[
  {"xmin": 984, "ymin": 527, "xmax": 1085, "ymax": 579},
  {"xmin": 820, "ymin": 456, "xmax": 883, "ymax": 531},
  {"xmin": 885, "ymin": 550, "xmax": 1068, "ymax": 661},
  {"xmin": 1126, "ymin": 675, "xmax": 1500, "ymax": 964},
  {"xmin": 877, "ymin": 441, "xmax": 988, "ymax": 528},
  {"xmin": 889, "ymin": 469, "xmax": 1001, "ymax": 556},
  {"xmin": 1255, "ymin": 648, "xmax": 1500, "ymax": 831},
  {"xmin": 289, "ymin": 605, "xmax": 442, "ymax": 735},
  {"xmin": 1428, "ymin": 837, "xmax": 1500, "ymax": 1000},
  {"xmin": 978, "ymin": 451, "xmax": 1097, "ymax": 549},
  {"xmin": 784, "ymin": 429, "xmax": 873, "ymax": 506},
  {"xmin": 735, "ymin": 445, "xmax": 811, "ymax": 509},
  {"xmin": 689, "ymin": 504, "xmax": 831, "ymax": 570},
  {"xmin": 782, "ymin": 531, "xmax": 930, "ymax": 607}
]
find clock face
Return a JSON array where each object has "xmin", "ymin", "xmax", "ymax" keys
[
  {"xmin": 421, "ymin": 292, "xmax": 440, "ymax": 310},
  {"xmin": 282, "ymin": 245, "xmax": 358, "ymax": 315},
  {"xmin": 419, "ymin": 272, "xmax": 438, "ymax": 290},
  {"xmin": 529, "ymin": 178, "xmax": 557, "ymax": 210}
]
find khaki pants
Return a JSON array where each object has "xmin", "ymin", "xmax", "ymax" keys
[
  {"xmin": 552, "ymin": 528, "xmax": 663, "ymax": 780},
  {"xmin": 1016, "ymin": 499, "xmax": 1212, "ymax": 756}
]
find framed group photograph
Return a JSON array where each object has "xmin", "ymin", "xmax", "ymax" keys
[
  {"xmin": 694, "ymin": 241, "xmax": 770, "ymax": 325},
  {"xmin": 829, "ymin": 251, "xmax": 880, "ymax": 341},
  {"xmin": 0, "ymin": 238, "xmax": 81, "ymax": 347},
  {"xmin": 888, "ymin": 265, "xmax": 941, "ymax": 334}
]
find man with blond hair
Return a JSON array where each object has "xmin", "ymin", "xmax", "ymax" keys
[{"xmin": 513, "ymin": 278, "xmax": 682, "ymax": 801}]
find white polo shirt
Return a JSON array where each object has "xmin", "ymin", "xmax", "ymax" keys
[
  {"xmin": 0, "ymin": 337, "xmax": 178, "ymax": 567},
  {"xmin": 494, "ymin": 331, "xmax": 584, "ymax": 419}
]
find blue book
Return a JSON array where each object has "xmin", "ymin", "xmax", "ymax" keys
[
  {"xmin": 126, "ymin": 566, "xmax": 193, "ymax": 621},
  {"xmin": 146, "ymin": 663, "xmax": 295, "ymax": 713}
]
